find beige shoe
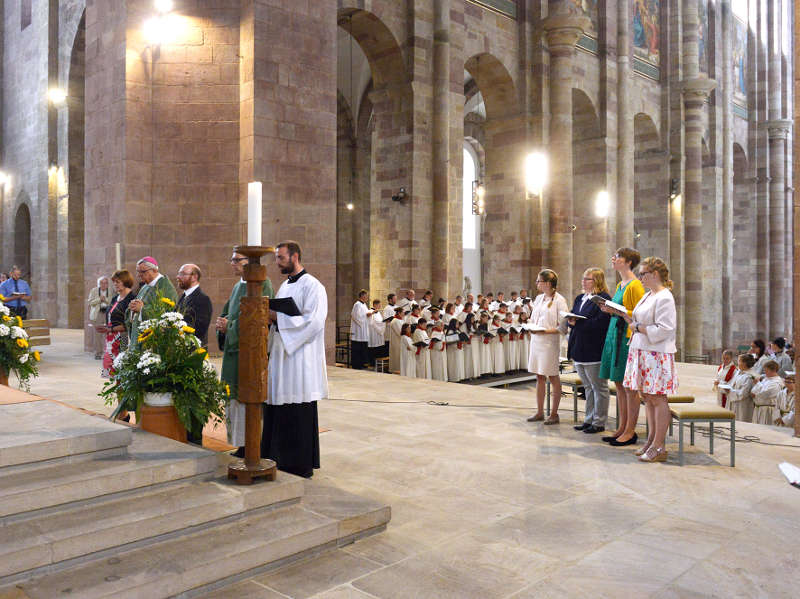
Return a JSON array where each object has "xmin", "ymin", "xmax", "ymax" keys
[
  {"xmin": 634, "ymin": 442, "xmax": 653, "ymax": 456},
  {"xmin": 639, "ymin": 447, "xmax": 668, "ymax": 462},
  {"xmin": 543, "ymin": 414, "xmax": 560, "ymax": 425}
]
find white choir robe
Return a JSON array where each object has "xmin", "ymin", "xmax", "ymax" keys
[
  {"xmin": 454, "ymin": 304, "xmax": 464, "ymax": 315},
  {"xmin": 389, "ymin": 318, "xmax": 404, "ymax": 373},
  {"xmin": 470, "ymin": 336, "xmax": 481, "ymax": 377},
  {"xmin": 368, "ymin": 312, "xmax": 386, "ymax": 356},
  {"xmin": 776, "ymin": 389, "xmax": 795, "ymax": 426},
  {"xmin": 421, "ymin": 308, "xmax": 432, "ymax": 321},
  {"xmin": 505, "ymin": 329, "xmax": 519, "ymax": 371},
  {"xmin": 381, "ymin": 305, "xmax": 396, "ymax": 344},
  {"xmin": 429, "ymin": 335, "xmax": 448, "ymax": 381},
  {"xmin": 405, "ymin": 315, "xmax": 420, "ymax": 327},
  {"xmin": 518, "ymin": 332, "xmax": 530, "ymax": 370},
  {"xmin": 727, "ymin": 369, "xmax": 757, "ymax": 421},
  {"xmin": 462, "ymin": 336, "xmax": 475, "ymax": 379},
  {"xmin": 268, "ymin": 273, "xmax": 328, "ymax": 405},
  {"xmin": 446, "ymin": 340, "xmax": 465, "ymax": 381},
  {"xmin": 490, "ymin": 325, "xmax": 505, "ymax": 374},
  {"xmin": 350, "ymin": 301, "xmax": 369, "ymax": 343},
  {"xmin": 412, "ymin": 329, "xmax": 432, "ymax": 379},
  {"xmin": 479, "ymin": 333, "xmax": 494, "ymax": 375},
  {"xmin": 751, "ymin": 376, "xmax": 784, "ymax": 425},
  {"xmin": 400, "ymin": 335, "xmax": 417, "ymax": 377}
]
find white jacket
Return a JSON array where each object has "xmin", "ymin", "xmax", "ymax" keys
[{"xmin": 629, "ymin": 289, "xmax": 677, "ymax": 354}]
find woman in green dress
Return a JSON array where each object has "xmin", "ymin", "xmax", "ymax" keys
[{"xmin": 598, "ymin": 248, "xmax": 645, "ymax": 446}]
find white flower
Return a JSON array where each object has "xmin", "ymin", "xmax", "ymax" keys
[
  {"xmin": 136, "ymin": 351, "xmax": 162, "ymax": 371},
  {"xmin": 0, "ymin": 304, "xmax": 9, "ymax": 316},
  {"xmin": 142, "ymin": 367, "xmax": 150, "ymax": 375},
  {"xmin": 113, "ymin": 351, "xmax": 126, "ymax": 370},
  {"xmin": 139, "ymin": 319, "xmax": 155, "ymax": 330},
  {"xmin": 19, "ymin": 353, "xmax": 28, "ymax": 363},
  {"xmin": 203, "ymin": 360, "xmax": 216, "ymax": 374},
  {"xmin": 0, "ymin": 324, "xmax": 9, "ymax": 337},
  {"xmin": 10, "ymin": 326, "xmax": 27, "ymax": 339},
  {"xmin": 176, "ymin": 321, "xmax": 188, "ymax": 329}
]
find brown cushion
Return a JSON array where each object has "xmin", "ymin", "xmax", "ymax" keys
[
  {"xmin": 670, "ymin": 404, "xmax": 735, "ymax": 419},
  {"xmin": 667, "ymin": 395, "xmax": 695, "ymax": 403},
  {"xmin": 560, "ymin": 373, "xmax": 583, "ymax": 386}
]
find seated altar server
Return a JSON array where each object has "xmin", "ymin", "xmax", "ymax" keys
[
  {"xmin": 429, "ymin": 320, "xmax": 448, "ymax": 381},
  {"xmin": 263, "ymin": 241, "xmax": 327, "ymax": 478},
  {"xmin": 399, "ymin": 323, "xmax": 417, "ymax": 377},
  {"xmin": 412, "ymin": 318, "xmax": 432, "ymax": 379}
]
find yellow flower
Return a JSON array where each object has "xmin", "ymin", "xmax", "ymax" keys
[
  {"xmin": 16, "ymin": 338, "xmax": 28, "ymax": 348},
  {"xmin": 16, "ymin": 316, "xmax": 23, "ymax": 327},
  {"xmin": 137, "ymin": 329, "xmax": 153, "ymax": 343},
  {"xmin": 0, "ymin": 294, "xmax": 5, "ymax": 301},
  {"xmin": 194, "ymin": 347, "xmax": 207, "ymax": 356},
  {"xmin": 225, "ymin": 384, "xmax": 231, "ymax": 397},
  {"xmin": 182, "ymin": 325, "xmax": 195, "ymax": 334},
  {"xmin": 2, "ymin": 315, "xmax": 10, "ymax": 322},
  {"xmin": 33, "ymin": 351, "xmax": 41, "ymax": 361},
  {"xmin": 160, "ymin": 297, "xmax": 176, "ymax": 307}
]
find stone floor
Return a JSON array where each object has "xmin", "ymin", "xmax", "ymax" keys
[{"xmin": 23, "ymin": 330, "xmax": 800, "ymax": 598}]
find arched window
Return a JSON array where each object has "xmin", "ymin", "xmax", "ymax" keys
[{"xmin": 462, "ymin": 145, "xmax": 479, "ymax": 250}]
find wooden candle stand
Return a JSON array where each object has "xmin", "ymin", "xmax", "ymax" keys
[{"xmin": 227, "ymin": 245, "xmax": 277, "ymax": 484}]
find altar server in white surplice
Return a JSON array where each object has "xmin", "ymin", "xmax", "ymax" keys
[
  {"xmin": 367, "ymin": 299, "xmax": 386, "ymax": 364},
  {"xmin": 751, "ymin": 360, "xmax": 784, "ymax": 425},
  {"xmin": 429, "ymin": 321, "xmax": 448, "ymax": 381},
  {"xmin": 775, "ymin": 376, "xmax": 795, "ymax": 426},
  {"xmin": 381, "ymin": 294, "xmax": 397, "ymax": 349},
  {"xmin": 388, "ymin": 306, "xmax": 405, "ymax": 373},
  {"xmin": 399, "ymin": 323, "xmax": 416, "ymax": 377},
  {"xmin": 412, "ymin": 319, "xmax": 432, "ymax": 379},
  {"xmin": 727, "ymin": 353, "xmax": 758, "ymax": 422},
  {"xmin": 264, "ymin": 242, "xmax": 327, "ymax": 478}
]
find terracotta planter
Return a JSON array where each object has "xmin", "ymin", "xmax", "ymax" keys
[{"xmin": 140, "ymin": 393, "xmax": 186, "ymax": 443}]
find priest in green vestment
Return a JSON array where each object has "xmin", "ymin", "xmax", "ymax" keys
[
  {"xmin": 126, "ymin": 256, "xmax": 179, "ymax": 350},
  {"xmin": 215, "ymin": 251, "xmax": 273, "ymax": 455}
]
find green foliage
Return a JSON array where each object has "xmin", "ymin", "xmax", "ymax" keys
[
  {"xmin": 100, "ymin": 294, "xmax": 229, "ymax": 431},
  {"xmin": 0, "ymin": 297, "xmax": 40, "ymax": 391}
]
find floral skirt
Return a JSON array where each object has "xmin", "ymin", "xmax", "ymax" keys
[{"xmin": 623, "ymin": 349, "xmax": 678, "ymax": 396}]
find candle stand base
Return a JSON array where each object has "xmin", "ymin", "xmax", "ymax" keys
[{"xmin": 228, "ymin": 458, "xmax": 277, "ymax": 484}]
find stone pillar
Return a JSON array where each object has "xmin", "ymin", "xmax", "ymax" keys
[
  {"xmin": 681, "ymin": 0, "xmax": 716, "ymax": 357},
  {"xmin": 542, "ymin": 8, "xmax": 589, "ymax": 301},
  {"xmin": 793, "ymin": 0, "xmax": 800, "ymax": 436},
  {"xmin": 721, "ymin": 0, "xmax": 734, "ymax": 348},
  {"xmin": 767, "ymin": 119, "xmax": 792, "ymax": 336},
  {"xmin": 616, "ymin": 0, "xmax": 634, "ymax": 248}
]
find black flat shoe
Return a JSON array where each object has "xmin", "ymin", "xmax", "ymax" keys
[
  {"xmin": 231, "ymin": 446, "xmax": 245, "ymax": 458},
  {"xmin": 601, "ymin": 434, "xmax": 620, "ymax": 443},
  {"xmin": 609, "ymin": 433, "xmax": 638, "ymax": 447},
  {"xmin": 574, "ymin": 423, "xmax": 590, "ymax": 431},
  {"xmin": 584, "ymin": 425, "xmax": 605, "ymax": 434}
]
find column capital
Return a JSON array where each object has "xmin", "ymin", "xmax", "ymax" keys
[
  {"xmin": 766, "ymin": 119, "xmax": 793, "ymax": 139},
  {"xmin": 681, "ymin": 76, "xmax": 717, "ymax": 101},
  {"xmin": 541, "ymin": 8, "xmax": 590, "ymax": 50}
]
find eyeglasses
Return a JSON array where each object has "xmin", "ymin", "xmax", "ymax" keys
[
  {"xmin": 582, "ymin": 277, "xmax": 593, "ymax": 281},
  {"xmin": 136, "ymin": 268, "xmax": 152, "ymax": 274},
  {"xmin": 639, "ymin": 270, "xmax": 651, "ymax": 276},
  {"xmin": 229, "ymin": 257, "xmax": 247, "ymax": 264}
]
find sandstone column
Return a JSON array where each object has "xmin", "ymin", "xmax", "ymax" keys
[
  {"xmin": 721, "ymin": 0, "xmax": 734, "ymax": 348},
  {"xmin": 542, "ymin": 7, "xmax": 589, "ymax": 301},
  {"xmin": 616, "ymin": 0, "xmax": 634, "ymax": 248},
  {"xmin": 681, "ymin": 0, "xmax": 716, "ymax": 358},
  {"xmin": 793, "ymin": 0, "xmax": 800, "ymax": 436}
]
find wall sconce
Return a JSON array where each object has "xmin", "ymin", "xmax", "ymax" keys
[
  {"xmin": 144, "ymin": 0, "xmax": 176, "ymax": 47},
  {"xmin": 0, "ymin": 171, "xmax": 7, "ymax": 185},
  {"xmin": 524, "ymin": 152, "xmax": 548, "ymax": 197},
  {"xmin": 595, "ymin": 190, "xmax": 610, "ymax": 218},
  {"xmin": 154, "ymin": 0, "xmax": 173, "ymax": 13},
  {"xmin": 391, "ymin": 187, "xmax": 407, "ymax": 202},
  {"xmin": 48, "ymin": 88, "xmax": 67, "ymax": 105},
  {"xmin": 669, "ymin": 178, "xmax": 679, "ymax": 200},
  {"xmin": 346, "ymin": 202, "xmax": 354, "ymax": 211},
  {"xmin": 471, "ymin": 180, "xmax": 485, "ymax": 215}
]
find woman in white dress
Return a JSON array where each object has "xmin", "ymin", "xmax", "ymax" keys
[
  {"xmin": 751, "ymin": 360, "xmax": 784, "ymax": 424},
  {"xmin": 727, "ymin": 353, "xmax": 757, "ymax": 421},
  {"xmin": 399, "ymin": 323, "xmax": 417, "ymax": 378},
  {"xmin": 527, "ymin": 269, "xmax": 568, "ymax": 424}
]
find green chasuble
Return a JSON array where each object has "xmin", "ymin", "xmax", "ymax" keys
[
  {"xmin": 126, "ymin": 275, "xmax": 179, "ymax": 350},
  {"xmin": 220, "ymin": 279, "xmax": 274, "ymax": 399}
]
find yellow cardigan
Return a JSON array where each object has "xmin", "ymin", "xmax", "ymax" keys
[{"xmin": 618, "ymin": 278, "xmax": 645, "ymax": 338}]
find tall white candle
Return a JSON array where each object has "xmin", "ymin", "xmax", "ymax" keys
[
  {"xmin": 247, "ymin": 181, "xmax": 262, "ymax": 246},
  {"xmin": 115, "ymin": 243, "xmax": 121, "ymax": 270}
]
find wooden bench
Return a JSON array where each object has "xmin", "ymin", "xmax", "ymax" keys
[
  {"xmin": 22, "ymin": 319, "xmax": 51, "ymax": 347},
  {"xmin": 643, "ymin": 395, "xmax": 696, "ymax": 437},
  {"xmin": 669, "ymin": 404, "xmax": 736, "ymax": 466},
  {"xmin": 560, "ymin": 373, "xmax": 618, "ymax": 424}
]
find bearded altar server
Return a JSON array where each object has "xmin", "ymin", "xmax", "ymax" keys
[
  {"xmin": 388, "ymin": 306, "xmax": 405, "ymax": 372},
  {"xmin": 429, "ymin": 320, "xmax": 448, "ymax": 381},
  {"xmin": 399, "ymin": 323, "xmax": 416, "ymax": 377},
  {"xmin": 216, "ymin": 251, "xmax": 274, "ymax": 456},
  {"xmin": 263, "ymin": 241, "xmax": 327, "ymax": 478},
  {"xmin": 127, "ymin": 256, "xmax": 179, "ymax": 350}
]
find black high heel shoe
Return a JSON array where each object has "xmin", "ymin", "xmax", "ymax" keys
[{"xmin": 609, "ymin": 433, "xmax": 638, "ymax": 447}]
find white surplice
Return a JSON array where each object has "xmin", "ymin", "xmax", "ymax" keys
[
  {"xmin": 727, "ymin": 369, "xmax": 757, "ymax": 421},
  {"xmin": 400, "ymin": 335, "xmax": 416, "ymax": 377},
  {"xmin": 751, "ymin": 375, "xmax": 784, "ymax": 425},
  {"xmin": 268, "ymin": 273, "xmax": 328, "ymax": 405},
  {"xmin": 429, "ymin": 333, "xmax": 448, "ymax": 381},
  {"xmin": 412, "ymin": 328, "xmax": 432, "ymax": 379},
  {"xmin": 368, "ymin": 311, "xmax": 385, "ymax": 350},
  {"xmin": 389, "ymin": 317, "xmax": 404, "ymax": 373}
]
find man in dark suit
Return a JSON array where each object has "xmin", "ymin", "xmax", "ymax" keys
[{"xmin": 176, "ymin": 264, "xmax": 213, "ymax": 348}]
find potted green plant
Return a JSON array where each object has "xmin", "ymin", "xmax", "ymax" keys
[
  {"xmin": 0, "ymin": 295, "xmax": 41, "ymax": 389},
  {"xmin": 100, "ymin": 296, "xmax": 229, "ymax": 440}
]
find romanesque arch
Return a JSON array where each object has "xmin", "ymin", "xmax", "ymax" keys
[
  {"xmin": 731, "ymin": 142, "xmax": 756, "ymax": 342},
  {"xmin": 14, "ymin": 202, "xmax": 32, "ymax": 281},
  {"xmin": 633, "ymin": 113, "xmax": 667, "ymax": 260}
]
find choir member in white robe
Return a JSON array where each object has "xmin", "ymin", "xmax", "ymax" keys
[
  {"xmin": 775, "ymin": 376, "xmax": 795, "ymax": 426},
  {"xmin": 446, "ymin": 335, "xmax": 465, "ymax": 382},
  {"xmin": 429, "ymin": 322, "xmax": 448, "ymax": 381},
  {"xmin": 388, "ymin": 307, "xmax": 405, "ymax": 373},
  {"xmin": 727, "ymin": 354, "xmax": 758, "ymax": 421},
  {"xmin": 368, "ymin": 299, "xmax": 386, "ymax": 363},
  {"xmin": 477, "ymin": 313, "xmax": 493, "ymax": 375},
  {"xmin": 264, "ymin": 242, "xmax": 327, "ymax": 478},
  {"xmin": 751, "ymin": 361, "xmax": 784, "ymax": 424},
  {"xmin": 412, "ymin": 319, "xmax": 432, "ymax": 379},
  {"xmin": 405, "ymin": 306, "xmax": 420, "ymax": 327},
  {"xmin": 453, "ymin": 296, "xmax": 464, "ymax": 315},
  {"xmin": 490, "ymin": 315, "xmax": 506, "ymax": 374},
  {"xmin": 381, "ymin": 294, "xmax": 398, "ymax": 353},
  {"xmin": 350, "ymin": 290, "xmax": 370, "ymax": 369},
  {"xmin": 396, "ymin": 289, "xmax": 416, "ymax": 314},
  {"xmin": 517, "ymin": 314, "xmax": 531, "ymax": 369},
  {"xmin": 399, "ymin": 324, "xmax": 417, "ymax": 377},
  {"xmin": 503, "ymin": 313, "xmax": 518, "ymax": 371},
  {"xmin": 458, "ymin": 306, "xmax": 476, "ymax": 379},
  {"xmin": 419, "ymin": 290, "xmax": 433, "ymax": 310}
]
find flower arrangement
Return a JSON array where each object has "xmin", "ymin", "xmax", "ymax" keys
[
  {"xmin": 100, "ymin": 295, "xmax": 229, "ymax": 431},
  {"xmin": 0, "ymin": 295, "xmax": 40, "ymax": 390}
]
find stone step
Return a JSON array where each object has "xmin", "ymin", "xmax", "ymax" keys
[
  {"xmin": 0, "ymin": 429, "xmax": 217, "ymax": 521},
  {"xmin": 14, "ymin": 505, "xmax": 342, "ymax": 599},
  {"xmin": 0, "ymin": 402, "xmax": 132, "ymax": 470},
  {"xmin": 0, "ymin": 474, "xmax": 305, "ymax": 582}
]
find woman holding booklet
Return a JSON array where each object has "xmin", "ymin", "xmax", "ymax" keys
[
  {"xmin": 619, "ymin": 257, "xmax": 678, "ymax": 462},
  {"xmin": 564, "ymin": 268, "xmax": 612, "ymax": 434},
  {"xmin": 526, "ymin": 269, "xmax": 569, "ymax": 425},
  {"xmin": 598, "ymin": 248, "xmax": 646, "ymax": 447}
]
